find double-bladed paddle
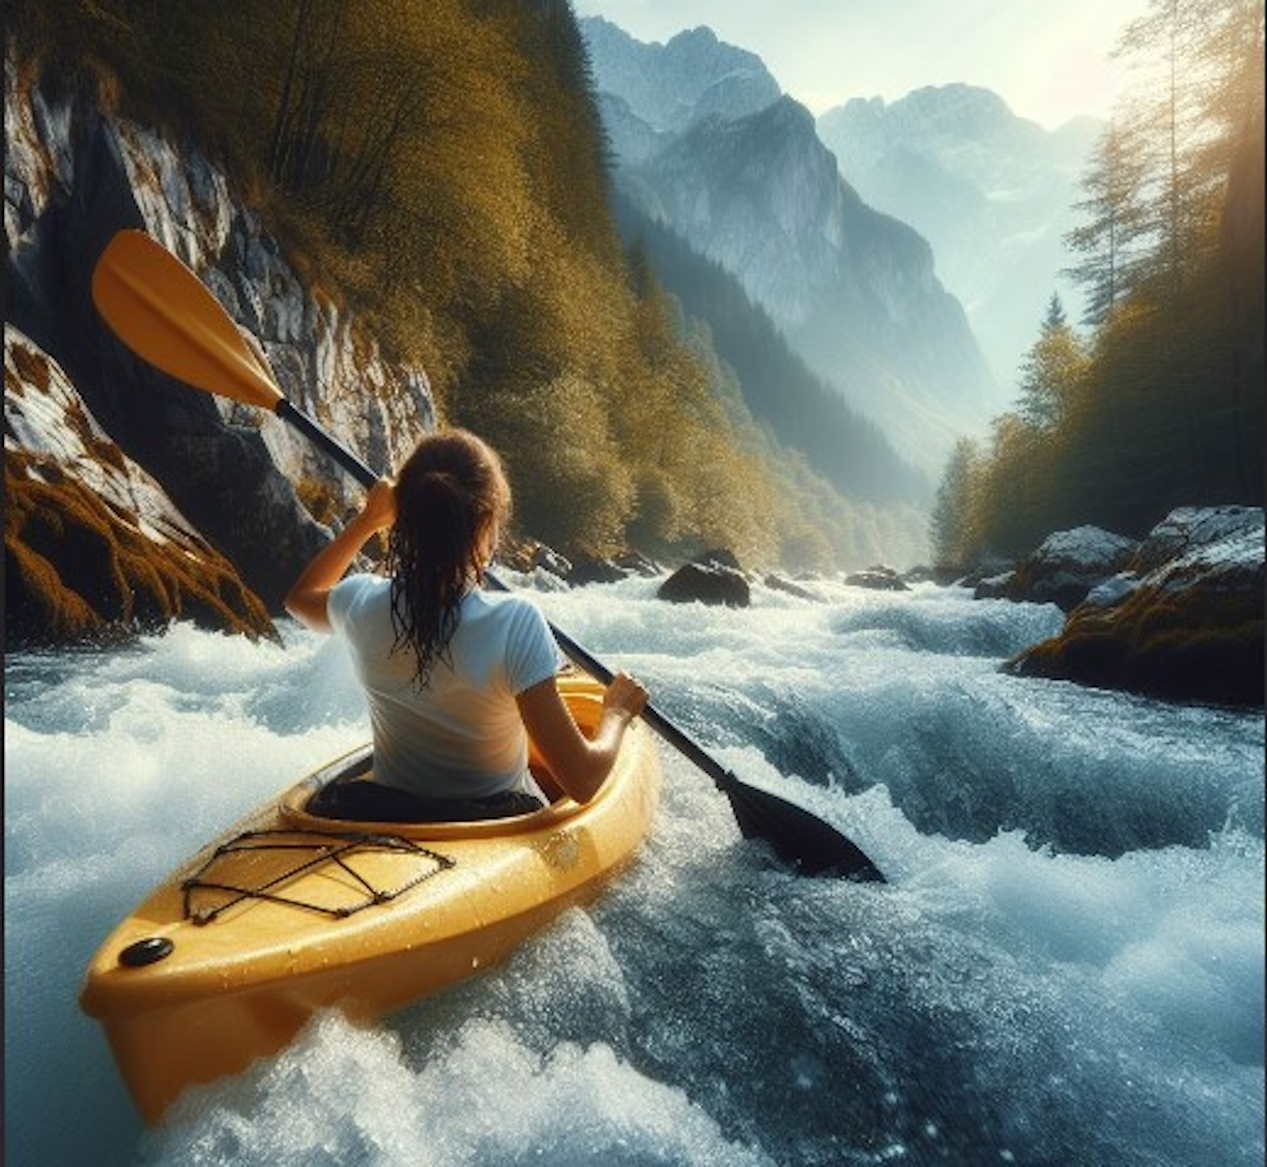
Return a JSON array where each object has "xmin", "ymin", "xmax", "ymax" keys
[{"xmin": 91, "ymin": 228, "xmax": 886, "ymax": 881}]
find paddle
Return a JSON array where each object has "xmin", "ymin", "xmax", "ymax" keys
[{"xmin": 91, "ymin": 228, "xmax": 886, "ymax": 882}]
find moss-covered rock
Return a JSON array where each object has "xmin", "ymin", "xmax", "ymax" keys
[
  {"xmin": 5, "ymin": 330, "xmax": 276, "ymax": 647},
  {"xmin": 1006, "ymin": 507, "xmax": 1264, "ymax": 707}
]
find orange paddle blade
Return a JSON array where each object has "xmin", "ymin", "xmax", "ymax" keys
[{"xmin": 91, "ymin": 229, "xmax": 283, "ymax": 411}]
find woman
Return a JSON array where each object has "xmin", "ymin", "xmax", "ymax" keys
[{"xmin": 284, "ymin": 428, "xmax": 648, "ymax": 822}]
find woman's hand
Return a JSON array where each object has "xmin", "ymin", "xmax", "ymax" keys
[
  {"xmin": 602, "ymin": 671, "xmax": 648, "ymax": 722},
  {"xmin": 356, "ymin": 479, "xmax": 397, "ymax": 533}
]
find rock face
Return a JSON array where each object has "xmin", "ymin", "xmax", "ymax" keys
[
  {"xmin": 817, "ymin": 85, "xmax": 1100, "ymax": 391},
  {"xmin": 1006, "ymin": 526, "xmax": 1139, "ymax": 611},
  {"xmin": 658, "ymin": 557, "xmax": 750, "ymax": 607},
  {"xmin": 1006, "ymin": 507, "xmax": 1265, "ymax": 707},
  {"xmin": 5, "ymin": 330, "xmax": 275, "ymax": 645},
  {"xmin": 5, "ymin": 60, "xmax": 435, "ymax": 629}
]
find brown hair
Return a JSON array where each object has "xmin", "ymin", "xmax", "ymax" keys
[{"xmin": 386, "ymin": 428, "xmax": 512, "ymax": 687}]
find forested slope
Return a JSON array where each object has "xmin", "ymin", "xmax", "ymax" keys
[
  {"xmin": 11, "ymin": 0, "xmax": 918, "ymax": 569},
  {"xmin": 932, "ymin": 0, "xmax": 1263, "ymax": 567}
]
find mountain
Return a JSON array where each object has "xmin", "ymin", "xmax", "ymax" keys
[
  {"xmin": 582, "ymin": 19, "xmax": 996, "ymax": 474},
  {"xmin": 817, "ymin": 86, "xmax": 1101, "ymax": 390},
  {"xmin": 582, "ymin": 17, "xmax": 781, "ymax": 132},
  {"xmin": 615, "ymin": 94, "xmax": 996, "ymax": 472},
  {"xmin": 614, "ymin": 193, "xmax": 928, "ymax": 505}
]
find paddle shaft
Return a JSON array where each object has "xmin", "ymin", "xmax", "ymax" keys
[{"xmin": 277, "ymin": 399, "xmax": 740, "ymax": 793}]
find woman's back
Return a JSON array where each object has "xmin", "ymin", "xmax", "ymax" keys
[{"xmin": 330, "ymin": 574, "xmax": 561, "ymax": 799}]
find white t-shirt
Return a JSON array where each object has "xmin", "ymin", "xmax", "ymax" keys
[{"xmin": 328, "ymin": 574, "xmax": 562, "ymax": 799}]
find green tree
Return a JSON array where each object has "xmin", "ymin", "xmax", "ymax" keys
[
  {"xmin": 1064, "ymin": 117, "xmax": 1152, "ymax": 325},
  {"xmin": 930, "ymin": 437, "xmax": 982, "ymax": 569},
  {"xmin": 1015, "ymin": 294, "xmax": 1088, "ymax": 431}
]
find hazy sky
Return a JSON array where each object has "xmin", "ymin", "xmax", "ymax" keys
[{"xmin": 573, "ymin": 0, "xmax": 1154, "ymax": 129}]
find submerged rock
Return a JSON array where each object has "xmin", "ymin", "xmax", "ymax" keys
[
  {"xmin": 1006, "ymin": 506, "xmax": 1264, "ymax": 707},
  {"xmin": 5, "ymin": 330, "xmax": 275, "ymax": 646},
  {"xmin": 658, "ymin": 560, "xmax": 750, "ymax": 607},
  {"xmin": 613, "ymin": 548, "xmax": 662, "ymax": 577},
  {"xmin": 566, "ymin": 556, "xmax": 627, "ymax": 586},
  {"xmin": 764, "ymin": 573, "xmax": 820, "ymax": 601},
  {"xmin": 973, "ymin": 570, "xmax": 1016, "ymax": 600}
]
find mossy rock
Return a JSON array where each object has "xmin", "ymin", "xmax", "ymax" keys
[{"xmin": 5, "ymin": 450, "xmax": 277, "ymax": 647}]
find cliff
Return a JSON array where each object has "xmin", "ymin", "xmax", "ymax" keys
[{"xmin": 5, "ymin": 58, "xmax": 435, "ymax": 642}]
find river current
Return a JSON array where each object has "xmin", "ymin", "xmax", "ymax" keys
[{"xmin": 5, "ymin": 578, "xmax": 1263, "ymax": 1165}]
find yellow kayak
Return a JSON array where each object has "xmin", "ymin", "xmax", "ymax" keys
[{"xmin": 79, "ymin": 675, "xmax": 661, "ymax": 1122}]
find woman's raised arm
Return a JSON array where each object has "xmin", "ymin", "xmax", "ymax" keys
[{"xmin": 284, "ymin": 480, "xmax": 396, "ymax": 632}]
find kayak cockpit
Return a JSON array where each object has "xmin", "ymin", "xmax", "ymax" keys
[{"xmin": 278, "ymin": 678, "xmax": 609, "ymax": 840}]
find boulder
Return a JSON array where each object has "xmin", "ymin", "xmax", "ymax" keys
[
  {"xmin": 5, "ymin": 330, "xmax": 276, "ymax": 646},
  {"xmin": 764, "ymin": 573, "xmax": 819, "ymax": 601},
  {"xmin": 531, "ymin": 543, "xmax": 573, "ymax": 581},
  {"xmin": 844, "ymin": 566, "xmax": 910, "ymax": 592},
  {"xmin": 1008, "ymin": 525, "xmax": 1138, "ymax": 611},
  {"xmin": 658, "ymin": 561, "xmax": 750, "ymax": 607},
  {"xmin": 1006, "ymin": 507, "xmax": 1264, "ymax": 707},
  {"xmin": 697, "ymin": 547, "xmax": 742, "ymax": 571},
  {"xmin": 566, "ymin": 555, "xmax": 627, "ymax": 586},
  {"xmin": 902, "ymin": 564, "xmax": 937, "ymax": 584}
]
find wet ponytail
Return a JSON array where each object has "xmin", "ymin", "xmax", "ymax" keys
[{"xmin": 385, "ymin": 429, "xmax": 512, "ymax": 688}]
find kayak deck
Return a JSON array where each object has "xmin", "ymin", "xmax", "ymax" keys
[{"xmin": 79, "ymin": 676, "xmax": 661, "ymax": 1122}]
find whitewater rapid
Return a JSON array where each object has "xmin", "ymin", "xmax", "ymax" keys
[{"xmin": 5, "ymin": 579, "xmax": 1263, "ymax": 1165}]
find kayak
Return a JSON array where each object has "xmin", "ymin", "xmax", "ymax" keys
[{"xmin": 79, "ymin": 674, "xmax": 661, "ymax": 1122}]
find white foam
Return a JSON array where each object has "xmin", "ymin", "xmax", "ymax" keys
[{"xmin": 5, "ymin": 591, "xmax": 1263, "ymax": 1166}]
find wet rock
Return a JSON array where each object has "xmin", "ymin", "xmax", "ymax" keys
[
  {"xmin": 5, "ymin": 330, "xmax": 275, "ymax": 646},
  {"xmin": 697, "ymin": 547, "xmax": 742, "ymax": 572},
  {"xmin": 1006, "ymin": 507, "xmax": 1264, "ymax": 707},
  {"xmin": 531, "ymin": 543, "xmax": 573, "ymax": 581},
  {"xmin": 902, "ymin": 564, "xmax": 937, "ymax": 584},
  {"xmin": 973, "ymin": 570, "xmax": 1015, "ymax": 600},
  {"xmin": 614, "ymin": 548, "xmax": 662, "ymax": 577},
  {"xmin": 1008, "ymin": 525, "xmax": 1138, "ymax": 611},
  {"xmin": 955, "ymin": 556, "xmax": 1015, "ymax": 588},
  {"xmin": 658, "ymin": 561, "xmax": 750, "ymax": 607},
  {"xmin": 567, "ymin": 555, "xmax": 627, "ymax": 586},
  {"xmin": 764, "ymin": 573, "xmax": 819, "ymax": 601},
  {"xmin": 844, "ymin": 565, "xmax": 910, "ymax": 591}
]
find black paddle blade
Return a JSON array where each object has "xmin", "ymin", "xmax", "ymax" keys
[{"xmin": 723, "ymin": 778, "xmax": 886, "ymax": 881}]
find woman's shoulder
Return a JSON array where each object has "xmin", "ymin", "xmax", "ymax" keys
[{"xmin": 474, "ymin": 589, "xmax": 544, "ymax": 623}]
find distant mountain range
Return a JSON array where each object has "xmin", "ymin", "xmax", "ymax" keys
[
  {"xmin": 582, "ymin": 17, "xmax": 996, "ymax": 473},
  {"xmin": 817, "ymin": 87, "xmax": 1101, "ymax": 390}
]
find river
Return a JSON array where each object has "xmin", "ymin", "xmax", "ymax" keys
[{"xmin": 5, "ymin": 577, "xmax": 1263, "ymax": 1165}]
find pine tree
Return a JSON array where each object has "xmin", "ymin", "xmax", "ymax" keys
[
  {"xmin": 1015, "ymin": 294, "xmax": 1088, "ymax": 431},
  {"xmin": 930, "ymin": 438, "xmax": 981, "ymax": 569},
  {"xmin": 1064, "ymin": 117, "xmax": 1151, "ymax": 325}
]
